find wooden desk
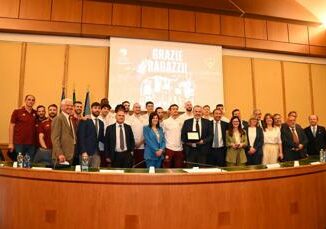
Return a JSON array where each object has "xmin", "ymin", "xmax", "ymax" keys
[{"xmin": 0, "ymin": 164, "xmax": 325, "ymax": 229}]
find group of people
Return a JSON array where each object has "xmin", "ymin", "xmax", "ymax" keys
[{"xmin": 7, "ymin": 94, "xmax": 326, "ymax": 169}]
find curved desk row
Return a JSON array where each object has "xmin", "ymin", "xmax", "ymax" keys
[{"xmin": 0, "ymin": 161, "xmax": 325, "ymax": 229}]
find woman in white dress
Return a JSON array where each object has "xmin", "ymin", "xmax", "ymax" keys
[{"xmin": 262, "ymin": 113, "xmax": 283, "ymax": 164}]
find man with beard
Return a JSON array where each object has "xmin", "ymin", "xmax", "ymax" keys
[
  {"xmin": 72, "ymin": 101, "xmax": 83, "ymax": 126},
  {"xmin": 34, "ymin": 104, "xmax": 58, "ymax": 165},
  {"xmin": 77, "ymin": 102, "xmax": 105, "ymax": 168},
  {"xmin": 179, "ymin": 101, "xmax": 193, "ymax": 123},
  {"xmin": 36, "ymin": 105, "xmax": 47, "ymax": 125},
  {"xmin": 122, "ymin": 101, "xmax": 131, "ymax": 124}
]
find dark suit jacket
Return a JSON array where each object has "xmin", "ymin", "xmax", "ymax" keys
[
  {"xmin": 181, "ymin": 118, "xmax": 213, "ymax": 155},
  {"xmin": 281, "ymin": 124, "xmax": 308, "ymax": 160},
  {"xmin": 104, "ymin": 123, "xmax": 135, "ymax": 161},
  {"xmin": 77, "ymin": 118, "xmax": 104, "ymax": 156},
  {"xmin": 211, "ymin": 120, "xmax": 228, "ymax": 147},
  {"xmin": 244, "ymin": 127, "xmax": 264, "ymax": 155},
  {"xmin": 304, "ymin": 125, "xmax": 326, "ymax": 155}
]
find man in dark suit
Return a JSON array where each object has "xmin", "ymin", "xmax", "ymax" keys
[
  {"xmin": 104, "ymin": 106, "xmax": 135, "ymax": 168},
  {"xmin": 232, "ymin": 108, "xmax": 248, "ymax": 129},
  {"xmin": 208, "ymin": 108, "xmax": 228, "ymax": 166},
  {"xmin": 181, "ymin": 105, "xmax": 213, "ymax": 167},
  {"xmin": 304, "ymin": 115, "xmax": 326, "ymax": 156},
  {"xmin": 77, "ymin": 102, "xmax": 105, "ymax": 168},
  {"xmin": 281, "ymin": 115, "xmax": 308, "ymax": 161}
]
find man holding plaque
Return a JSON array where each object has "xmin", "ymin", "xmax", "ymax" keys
[{"xmin": 181, "ymin": 105, "xmax": 213, "ymax": 166}]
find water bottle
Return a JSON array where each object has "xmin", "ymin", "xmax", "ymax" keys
[
  {"xmin": 323, "ymin": 149, "xmax": 326, "ymax": 163},
  {"xmin": 17, "ymin": 152, "xmax": 24, "ymax": 168},
  {"xmin": 23, "ymin": 154, "xmax": 31, "ymax": 168},
  {"xmin": 320, "ymin": 149, "xmax": 325, "ymax": 162},
  {"xmin": 81, "ymin": 154, "xmax": 89, "ymax": 172}
]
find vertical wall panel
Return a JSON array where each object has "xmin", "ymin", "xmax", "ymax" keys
[
  {"xmin": 267, "ymin": 21, "xmax": 288, "ymax": 42},
  {"xmin": 283, "ymin": 62, "xmax": 312, "ymax": 126},
  {"xmin": 253, "ymin": 59, "xmax": 284, "ymax": 115},
  {"xmin": 112, "ymin": 4, "xmax": 141, "ymax": 27},
  {"xmin": 82, "ymin": 1, "xmax": 112, "ymax": 25},
  {"xmin": 195, "ymin": 12, "xmax": 220, "ymax": 35},
  {"xmin": 67, "ymin": 46, "xmax": 108, "ymax": 103},
  {"xmin": 0, "ymin": 0, "xmax": 19, "ymax": 18},
  {"xmin": 23, "ymin": 43, "xmax": 65, "ymax": 108},
  {"xmin": 51, "ymin": 0, "xmax": 82, "ymax": 23},
  {"xmin": 245, "ymin": 18, "xmax": 267, "ymax": 40},
  {"xmin": 0, "ymin": 41, "xmax": 22, "ymax": 143},
  {"xmin": 221, "ymin": 15, "xmax": 244, "ymax": 37},
  {"xmin": 311, "ymin": 64, "xmax": 326, "ymax": 126},
  {"xmin": 223, "ymin": 56, "xmax": 253, "ymax": 120},
  {"xmin": 169, "ymin": 9, "xmax": 195, "ymax": 32},
  {"xmin": 141, "ymin": 6, "xmax": 168, "ymax": 30},
  {"xmin": 288, "ymin": 24, "xmax": 308, "ymax": 44},
  {"xmin": 19, "ymin": 0, "xmax": 52, "ymax": 20}
]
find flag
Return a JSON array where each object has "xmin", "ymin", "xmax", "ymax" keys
[
  {"xmin": 83, "ymin": 90, "xmax": 91, "ymax": 116},
  {"xmin": 72, "ymin": 89, "xmax": 76, "ymax": 104},
  {"xmin": 61, "ymin": 87, "xmax": 66, "ymax": 102},
  {"xmin": 60, "ymin": 87, "xmax": 65, "ymax": 112}
]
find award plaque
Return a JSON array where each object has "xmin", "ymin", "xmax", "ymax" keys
[{"xmin": 187, "ymin": 131, "xmax": 200, "ymax": 142}]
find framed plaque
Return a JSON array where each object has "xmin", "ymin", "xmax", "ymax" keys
[{"xmin": 187, "ymin": 131, "xmax": 200, "ymax": 142}]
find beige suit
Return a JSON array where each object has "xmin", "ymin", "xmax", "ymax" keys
[{"xmin": 51, "ymin": 113, "xmax": 76, "ymax": 162}]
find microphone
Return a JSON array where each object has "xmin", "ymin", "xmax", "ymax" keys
[
  {"xmin": 183, "ymin": 160, "xmax": 215, "ymax": 168},
  {"xmin": 132, "ymin": 160, "xmax": 145, "ymax": 168}
]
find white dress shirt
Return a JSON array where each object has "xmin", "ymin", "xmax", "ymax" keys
[
  {"xmin": 212, "ymin": 120, "xmax": 224, "ymax": 148},
  {"xmin": 162, "ymin": 116, "xmax": 183, "ymax": 151},
  {"xmin": 115, "ymin": 123, "xmax": 127, "ymax": 152},
  {"xmin": 248, "ymin": 127, "xmax": 257, "ymax": 147},
  {"xmin": 129, "ymin": 114, "xmax": 146, "ymax": 149}
]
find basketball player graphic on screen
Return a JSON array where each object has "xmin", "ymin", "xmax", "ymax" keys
[{"xmin": 139, "ymin": 74, "xmax": 195, "ymax": 108}]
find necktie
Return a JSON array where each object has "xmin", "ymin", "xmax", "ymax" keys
[
  {"xmin": 119, "ymin": 124, "xmax": 125, "ymax": 151},
  {"xmin": 213, "ymin": 121, "xmax": 219, "ymax": 148},
  {"xmin": 291, "ymin": 127, "xmax": 299, "ymax": 145},
  {"xmin": 196, "ymin": 119, "xmax": 200, "ymax": 138},
  {"xmin": 94, "ymin": 118, "xmax": 99, "ymax": 138},
  {"xmin": 313, "ymin": 126, "xmax": 317, "ymax": 137}
]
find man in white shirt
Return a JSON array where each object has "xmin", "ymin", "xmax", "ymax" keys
[
  {"xmin": 203, "ymin": 105, "xmax": 213, "ymax": 121},
  {"xmin": 162, "ymin": 104, "xmax": 184, "ymax": 168},
  {"xmin": 98, "ymin": 104, "xmax": 114, "ymax": 166},
  {"xmin": 129, "ymin": 103, "xmax": 146, "ymax": 168},
  {"xmin": 122, "ymin": 101, "xmax": 131, "ymax": 125},
  {"xmin": 179, "ymin": 101, "xmax": 193, "ymax": 123},
  {"xmin": 208, "ymin": 109, "xmax": 228, "ymax": 166}
]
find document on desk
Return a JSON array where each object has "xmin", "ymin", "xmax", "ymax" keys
[
  {"xmin": 183, "ymin": 168, "xmax": 227, "ymax": 173},
  {"xmin": 99, "ymin": 169, "xmax": 125, "ymax": 173},
  {"xmin": 266, "ymin": 163, "xmax": 281, "ymax": 169}
]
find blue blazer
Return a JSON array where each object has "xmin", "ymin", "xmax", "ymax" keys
[
  {"xmin": 77, "ymin": 119, "xmax": 104, "ymax": 156},
  {"xmin": 143, "ymin": 126, "xmax": 166, "ymax": 160}
]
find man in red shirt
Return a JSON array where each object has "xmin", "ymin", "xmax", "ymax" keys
[
  {"xmin": 8, "ymin": 95, "xmax": 37, "ymax": 160},
  {"xmin": 34, "ymin": 104, "xmax": 58, "ymax": 165}
]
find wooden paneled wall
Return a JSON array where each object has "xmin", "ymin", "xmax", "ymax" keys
[{"xmin": 0, "ymin": 0, "xmax": 326, "ymax": 57}]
